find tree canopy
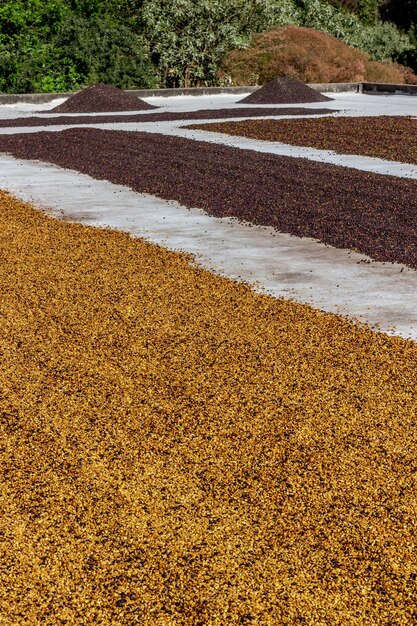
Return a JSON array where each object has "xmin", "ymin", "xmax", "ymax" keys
[{"xmin": 0, "ymin": 0, "xmax": 415, "ymax": 92}]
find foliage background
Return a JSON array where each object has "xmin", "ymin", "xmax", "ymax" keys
[
  {"xmin": 0, "ymin": 0, "xmax": 415, "ymax": 92},
  {"xmin": 222, "ymin": 25, "xmax": 416, "ymax": 85}
]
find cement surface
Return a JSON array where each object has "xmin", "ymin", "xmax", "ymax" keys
[
  {"xmin": 0, "ymin": 153, "xmax": 415, "ymax": 342},
  {"xmin": 1, "ymin": 93, "xmax": 417, "ymax": 181},
  {"xmin": 1, "ymin": 90, "xmax": 416, "ymax": 117},
  {"xmin": 0, "ymin": 98, "xmax": 66, "ymax": 119},
  {"xmin": 1, "ymin": 80, "xmax": 415, "ymax": 105},
  {"xmin": 1, "ymin": 93, "xmax": 415, "ymax": 341}
]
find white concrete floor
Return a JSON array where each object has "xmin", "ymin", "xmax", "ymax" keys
[
  {"xmin": 1, "ymin": 90, "xmax": 416, "ymax": 114},
  {"xmin": 0, "ymin": 92, "xmax": 416, "ymax": 341},
  {"xmin": 1, "ymin": 93, "xmax": 417, "ymax": 179}
]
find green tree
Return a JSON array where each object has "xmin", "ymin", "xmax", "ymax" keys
[
  {"xmin": 139, "ymin": 0, "xmax": 301, "ymax": 87},
  {"xmin": 0, "ymin": 0, "xmax": 415, "ymax": 93},
  {"xmin": 49, "ymin": 14, "xmax": 158, "ymax": 90},
  {"xmin": 324, "ymin": 0, "xmax": 380, "ymax": 23},
  {"xmin": 356, "ymin": 0, "xmax": 380, "ymax": 24},
  {"xmin": 0, "ymin": 0, "xmax": 157, "ymax": 92}
]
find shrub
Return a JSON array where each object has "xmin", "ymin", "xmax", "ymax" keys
[
  {"xmin": 364, "ymin": 61, "xmax": 417, "ymax": 84},
  {"xmin": 222, "ymin": 25, "xmax": 417, "ymax": 85}
]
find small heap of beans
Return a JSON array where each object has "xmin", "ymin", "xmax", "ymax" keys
[
  {"xmin": 51, "ymin": 82, "xmax": 157, "ymax": 113},
  {"xmin": 238, "ymin": 76, "xmax": 332, "ymax": 104}
]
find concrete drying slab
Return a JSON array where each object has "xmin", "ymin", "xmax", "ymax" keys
[
  {"xmin": 0, "ymin": 98, "xmax": 66, "ymax": 119},
  {"xmin": 0, "ymin": 153, "xmax": 415, "ymax": 342},
  {"xmin": 1, "ymin": 90, "xmax": 416, "ymax": 119},
  {"xmin": 155, "ymin": 123, "xmax": 417, "ymax": 180},
  {"xmin": 1, "ymin": 93, "xmax": 417, "ymax": 180},
  {"xmin": 0, "ymin": 92, "xmax": 328, "ymax": 118},
  {"xmin": 2, "ymin": 117, "xmax": 415, "ymax": 181}
]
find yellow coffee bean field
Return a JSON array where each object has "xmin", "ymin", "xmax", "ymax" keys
[{"xmin": 1, "ymin": 190, "xmax": 416, "ymax": 625}]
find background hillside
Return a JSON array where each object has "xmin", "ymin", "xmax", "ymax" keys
[{"xmin": 0, "ymin": 0, "xmax": 416, "ymax": 93}]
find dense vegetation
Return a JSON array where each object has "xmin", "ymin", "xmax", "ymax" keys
[
  {"xmin": 223, "ymin": 25, "xmax": 416, "ymax": 85},
  {"xmin": 0, "ymin": 0, "xmax": 415, "ymax": 92}
]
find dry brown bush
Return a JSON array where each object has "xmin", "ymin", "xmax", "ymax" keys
[
  {"xmin": 222, "ymin": 25, "xmax": 416, "ymax": 85},
  {"xmin": 365, "ymin": 60, "xmax": 417, "ymax": 84}
]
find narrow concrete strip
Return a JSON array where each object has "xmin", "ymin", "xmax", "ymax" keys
[
  {"xmin": 0, "ymin": 154, "xmax": 415, "ymax": 341},
  {"xmin": 135, "ymin": 121, "xmax": 417, "ymax": 180},
  {"xmin": 2, "ymin": 116, "xmax": 417, "ymax": 180}
]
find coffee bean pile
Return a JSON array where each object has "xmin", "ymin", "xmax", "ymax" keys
[
  {"xmin": 0, "ymin": 107, "xmax": 335, "ymax": 129},
  {"xmin": 51, "ymin": 83, "xmax": 157, "ymax": 113},
  {"xmin": 0, "ymin": 127, "xmax": 415, "ymax": 269},
  {"xmin": 238, "ymin": 77, "xmax": 332, "ymax": 105},
  {"xmin": 191, "ymin": 115, "xmax": 417, "ymax": 164},
  {"xmin": 1, "ymin": 190, "xmax": 417, "ymax": 625}
]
